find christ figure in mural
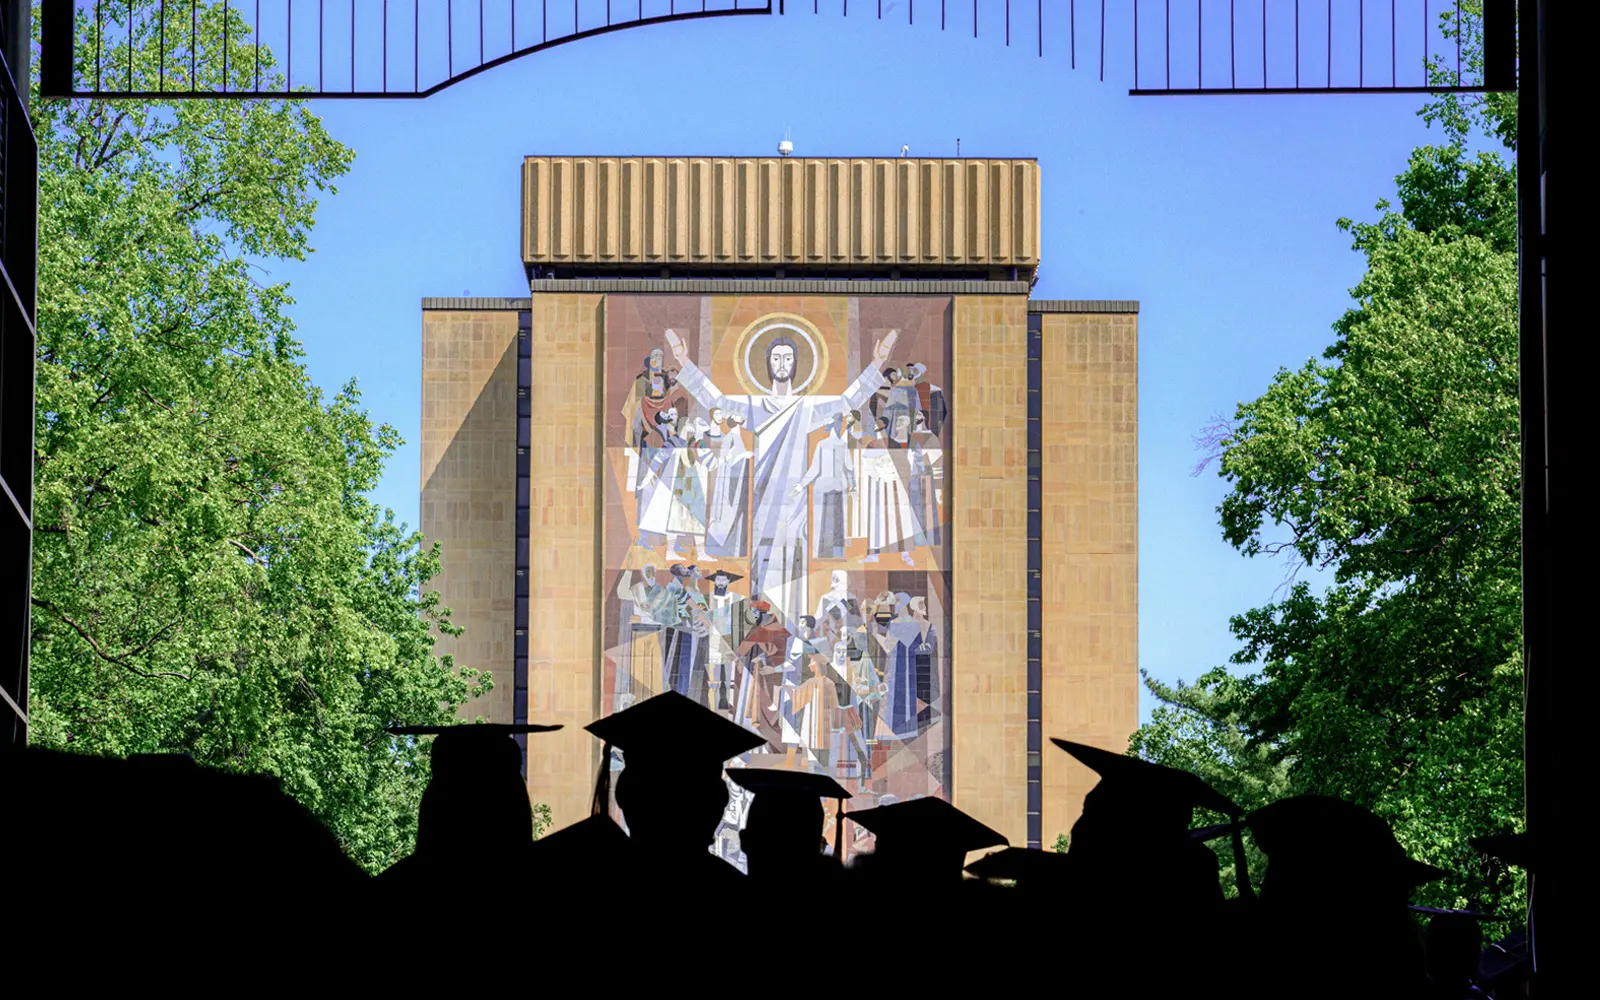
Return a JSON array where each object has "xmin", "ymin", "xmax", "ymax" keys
[{"xmin": 662, "ymin": 326, "xmax": 898, "ymax": 631}]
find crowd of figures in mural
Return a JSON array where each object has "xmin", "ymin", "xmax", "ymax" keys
[{"xmin": 602, "ymin": 297, "xmax": 954, "ymax": 864}]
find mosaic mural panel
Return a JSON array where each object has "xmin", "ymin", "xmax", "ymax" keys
[{"xmin": 600, "ymin": 295, "xmax": 954, "ymax": 867}]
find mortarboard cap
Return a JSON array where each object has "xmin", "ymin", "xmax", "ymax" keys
[
  {"xmin": 1477, "ymin": 929, "xmax": 1530, "ymax": 983},
  {"xmin": 846, "ymin": 796, "xmax": 1008, "ymax": 855},
  {"xmin": 1247, "ymin": 795, "xmax": 1447, "ymax": 887},
  {"xmin": 1471, "ymin": 832, "xmax": 1534, "ymax": 873},
  {"xmin": 1051, "ymin": 738, "xmax": 1241, "ymax": 818},
  {"xmin": 1189, "ymin": 820, "xmax": 1242, "ymax": 843},
  {"xmin": 585, "ymin": 693, "xmax": 765, "ymax": 766},
  {"xmin": 727, "ymin": 767, "xmax": 852, "ymax": 801},
  {"xmin": 387, "ymin": 723, "xmax": 562, "ymax": 737},
  {"xmin": 584, "ymin": 693, "xmax": 766, "ymax": 817},
  {"xmin": 1408, "ymin": 905, "xmax": 1502, "ymax": 920},
  {"xmin": 387, "ymin": 722, "xmax": 562, "ymax": 773},
  {"xmin": 963, "ymin": 846, "xmax": 1074, "ymax": 884}
]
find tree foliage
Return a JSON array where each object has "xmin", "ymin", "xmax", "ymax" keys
[
  {"xmin": 1135, "ymin": 3, "xmax": 1525, "ymax": 914},
  {"xmin": 27, "ymin": 4, "xmax": 490, "ymax": 873}
]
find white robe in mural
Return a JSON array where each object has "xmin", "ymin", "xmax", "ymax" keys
[{"xmin": 674, "ymin": 361, "xmax": 887, "ymax": 630}]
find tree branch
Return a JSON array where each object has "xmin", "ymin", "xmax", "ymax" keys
[
  {"xmin": 88, "ymin": 109, "xmax": 132, "ymax": 173},
  {"xmin": 30, "ymin": 599, "xmax": 190, "ymax": 681},
  {"xmin": 227, "ymin": 538, "xmax": 266, "ymax": 565}
]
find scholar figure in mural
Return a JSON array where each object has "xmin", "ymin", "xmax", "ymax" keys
[{"xmin": 661, "ymin": 326, "xmax": 899, "ymax": 631}]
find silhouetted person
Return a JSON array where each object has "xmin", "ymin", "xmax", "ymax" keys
[
  {"xmin": 1476, "ymin": 928, "xmax": 1531, "ymax": 999},
  {"xmin": 725, "ymin": 766, "xmax": 850, "ymax": 882},
  {"xmin": 845, "ymin": 795, "xmax": 1008, "ymax": 884},
  {"xmin": 584, "ymin": 691, "xmax": 765, "ymax": 895},
  {"xmin": 963, "ymin": 845, "xmax": 1075, "ymax": 893},
  {"xmin": 1469, "ymin": 834, "xmax": 1533, "ymax": 1000},
  {"xmin": 8, "ymin": 746, "xmax": 366, "ymax": 970},
  {"xmin": 959, "ymin": 846, "xmax": 1077, "ymax": 962},
  {"xmin": 1412, "ymin": 907, "xmax": 1495, "ymax": 998},
  {"xmin": 527, "ymin": 811, "xmax": 639, "ymax": 941},
  {"xmin": 1247, "ymin": 795, "xmax": 1444, "ymax": 999},
  {"xmin": 375, "ymin": 722, "xmax": 561, "ymax": 899},
  {"xmin": 1047, "ymin": 738, "xmax": 1249, "ymax": 996},
  {"xmin": 1052, "ymin": 738, "xmax": 1247, "ymax": 908}
]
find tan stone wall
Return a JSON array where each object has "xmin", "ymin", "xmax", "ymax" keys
[
  {"xmin": 421, "ymin": 310, "xmax": 520, "ymax": 728},
  {"xmin": 949, "ymin": 295, "xmax": 1032, "ymax": 850},
  {"xmin": 524, "ymin": 295, "xmax": 606, "ymax": 830},
  {"xmin": 1038, "ymin": 312, "xmax": 1140, "ymax": 846}
]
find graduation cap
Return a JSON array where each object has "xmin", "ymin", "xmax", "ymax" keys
[
  {"xmin": 1477, "ymin": 928, "xmax": 1531, "ymax": 984},
  {"xmin": 1471, "ymin": 832, "xmax": 1534, "ymax": 873},
  {"xmin": 584, "ymin": 693, "xmax": 766, "ymax": 817},
  {"xmin": 1408, "ymin": 905, "xmax": 1502, "ymax": 920},
  {"xmin": 1247, "ymin": 795, "xmax": 1448, "ymax": 890},
  {"xmin": 1051, "ymin": 738, "xmax": 1241, "ymax": 818},
  {"xmin": 1053, "ymin": 738, "xmax": 1253, "ymax": 900},
  {"xmin": 846, "ymin": 796, "xmax": 1008, "ymax": 870},
  {"xmin": 727, "ymin": 767, "xmax": 853, "ymax": 865},
  {"xmin": 726, "ymin": 767, "xmax": 851, "ymax": 800},
  {"xmin": 387, "ymin": 722, "xmax": 563, "ymax": 779},
  {"xmin": 963, "ymin": 846, "xmax": 1074, "ymax": 886}
]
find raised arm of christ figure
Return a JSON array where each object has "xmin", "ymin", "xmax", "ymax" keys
[{"xmin": 662, "ymin": 327, "xmax": 898, "ymax": 632}]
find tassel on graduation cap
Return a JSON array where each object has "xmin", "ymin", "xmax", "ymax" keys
[
  {"xmin": 591, "ymin": 742, "xmax": 615, "ymax": 819},
  {"xmin": 1190, "ymin": 819, "xmax": 1255, "ymax": 901}
]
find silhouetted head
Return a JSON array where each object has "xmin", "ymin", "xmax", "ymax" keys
[
  {"xmin": 847, "ymin": 796, "xmax": 1007, "ymax": 880},
  {"xmin": 728, "ymin": 767, "xmax": 849, "ymax": 879},
  {"xmin": 964, "ymin": 846, "xmax": 1074, "ymax": 893},
  {"xmin": 389, "ymin": 723, "xmax": 561, "ymax": 856},
  {"xmin": 614, "ymin": 760, "xmax": 730, "ymax": 854},
  {"xmin": 1249, "ymin": 796, "xmax": 1446, "ymax": 914},
  {"xmin": 1421, "ymin": 910, "xmax": 1486, "ymax": 992},
  {"xmin": 1054, "ymin": 738, "xmax": 1238, "ymax": 849},
  {"xmin": 586, "ymin": 693, "xmax": 765, "ymax": 858}
]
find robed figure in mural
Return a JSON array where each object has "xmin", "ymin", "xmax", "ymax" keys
[{"xmin": 662, "ymin": 326, "xmax": 899, "ymax": 631}]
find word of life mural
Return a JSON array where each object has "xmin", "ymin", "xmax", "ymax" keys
[{"xmin": 601, "ymin": 296, "xmax": 953, "ymax": 867}]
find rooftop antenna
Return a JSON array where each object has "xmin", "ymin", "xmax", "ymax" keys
[
  {"xmin": 956, "ymin": 138, "xmax": 962, "ymax": 158},
  {"xmin": 778, "ymin": 127, "xmax": 794, "ymax": 157},
  {"xmin": 900, "ymin": 144, "xmax": 910, "ymax": 157}
]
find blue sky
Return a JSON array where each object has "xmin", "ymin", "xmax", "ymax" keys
[{"xmin": 268, "ymin": 7, "xmax": 1493, "ymax": 723}]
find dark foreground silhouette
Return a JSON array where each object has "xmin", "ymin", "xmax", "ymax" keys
[{"xmin": 2, "ymin": 692, "xmax": 1535, "ymax": 996}]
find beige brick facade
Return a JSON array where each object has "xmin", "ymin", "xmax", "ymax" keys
[
  {"xmin": 949, "ymin": 295, "xmax": 1032, "ymax": 848},
  {"xmin": 421, "ymin": 310, "xmax": 519, "ymax": 729},
  {"xmin": 1039, "ymin": 312, "xmax": 1140, "ymax": 845},
  {"xmin": 523, "ymin": 295, "xmax": 605, "ymax": 830}
]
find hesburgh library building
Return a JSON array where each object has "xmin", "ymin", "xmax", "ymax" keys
[{"xmin": 421, "ymin": 155, "xmax": 1138, "ymax": 861}]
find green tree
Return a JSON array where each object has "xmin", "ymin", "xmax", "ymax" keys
[
  {"xmin": 27, "ymin": 4, "xmax": 491, "ymax": 873},
  {"xmin": 1135, "ymin": 4, "xmax": 1525, "ymax": 913},
  {"xmin": 1421, "ymin": 0, "xmax": 1518, "ymax": 151}
]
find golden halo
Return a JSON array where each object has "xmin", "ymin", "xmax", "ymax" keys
[{"xmin": 731, "ymin": 313, "xmax": 831, "ymax": 397}]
